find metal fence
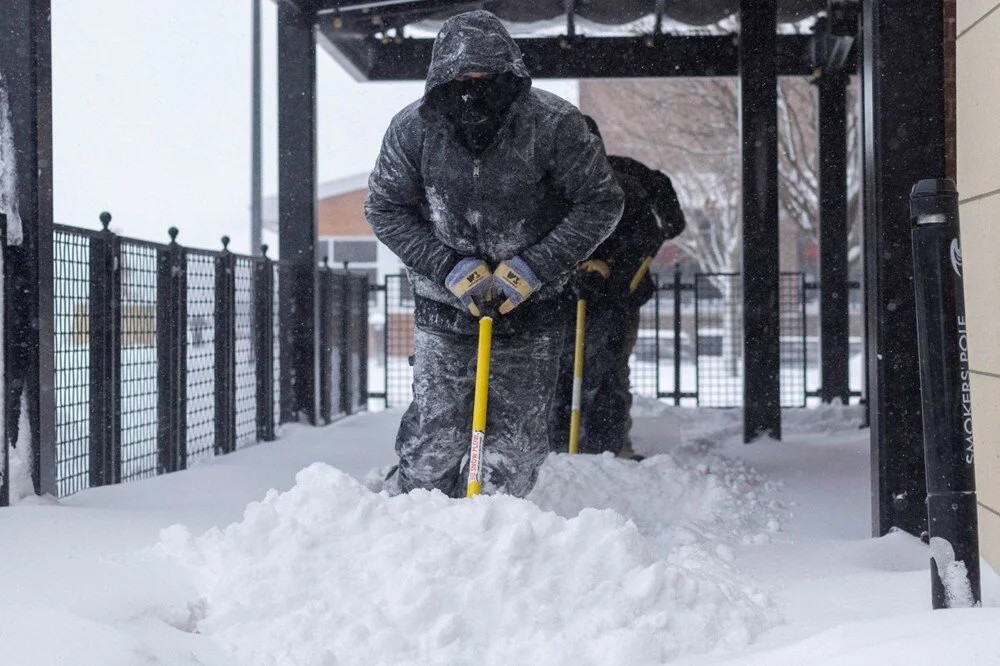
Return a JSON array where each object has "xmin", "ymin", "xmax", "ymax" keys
[
  {"xmin": 372, "ymin": 270, "xmax": 862, "ymax": 410},
  {"xmin": 47, "ymin": 220, "xmax": 369, "ymax": 499}
]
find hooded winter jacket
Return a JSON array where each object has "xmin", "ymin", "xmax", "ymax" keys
[
  {"xmin": 365, "ymin": 10, "xmax": 624, "ymax": 332},
  {"xmin": 588, "ymin": 155, "xmax": 686, "ymax": 306}
]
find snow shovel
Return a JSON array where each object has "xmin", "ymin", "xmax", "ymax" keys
[
  {"xmin": 566, "ymin": 260, "xmax": 610, "ymax": 455},
  {"xmin": 465, "ymin": 305, "xmax": 495, "ymax": 498},
  {"xmin": 567, "ymin": 296, "xmax": 586, "ymax": 455}
]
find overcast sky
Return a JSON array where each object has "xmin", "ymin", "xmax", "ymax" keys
[{"xmin": 51, "ymin": 1, "xmax": 577, "ymax": 254}]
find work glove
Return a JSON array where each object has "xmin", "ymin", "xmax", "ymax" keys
[
  {"xmin": 575, "ymin": 259, "xmax": 611, "ymax": 300},
  {"xmin": 445, "ymin": 257, "xmax": 493, "ymax": 317},
  {"xmin": 494, "ymin": 256, "xmax": 542, "ymax": 315}
]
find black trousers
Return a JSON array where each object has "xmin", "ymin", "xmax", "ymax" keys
[{"xmin": 550, "ymin": 303, "xmax": 640, "ymax": 455}]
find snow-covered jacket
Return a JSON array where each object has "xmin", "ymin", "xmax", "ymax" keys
[{"xmin": 364, "ymin": 10, "xmax": 624, "ymax": 325}]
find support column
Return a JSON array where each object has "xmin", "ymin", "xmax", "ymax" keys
[
  {"xmin": 0, "ymin": 0, "xmax": 55, "ymax": 498},
  {"xmin": 740, "ymin": 0, "xmax": 781, "ymax": 442},
  {"xmin": 862, "ymin": 0, "xmax": 946, "ymax": 536},
  {"xmin": 278, "ymin": 3, "xmax": 319, "ymax": 424},
  {"xmin": 817, "ymin": 71, "xmax": 851, "ymax": 405}
]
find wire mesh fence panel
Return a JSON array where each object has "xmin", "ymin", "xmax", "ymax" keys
[
  {"xmin": 119, "ymin": 242, "xmax": 160, "ymax": 481},
  {"xmin": 320, "ymin": 271, "xmax": 346, "ymax": 422},
  {"xmin": 272, "ymin": 263, "xmax": 281, "ymax": 427},
  {"xmin": 369, "ymin": 285, "xmax": 387, "ymax": 402},
  {"xmin": 53, "ymin": 230, "xmax": 92, "ymax": 497},
  {"xmin": 234, "ymin": 257, "xmax": 257, "ymax": 447},
  {"xmin": 779, "ymin": 273, "xmax": 807, "ymax": 408},
  {"xmin": 185, "ymin": 251, "xmax": 216, "ymax": 463},
  {"xmin": 695, "ymin": 274, "xmax": 743, "ymax": 408},
  {"xmin": 348, "ymin": 275, "xmax": 368, "ymax": 412},
  {"xmin": 848, "ymin": 281, "xmax": 864, "ymax": 403},
  {"xmin": 802, "ymin": 279, "xmax": 820, "ymax": 399},
  {"xmin": 629, "ymin": 284, "xmax": 660, "ymax": 399},
  {"xmin": 384, "ymin": 274, "xmax": 415, "ymax": 407}
]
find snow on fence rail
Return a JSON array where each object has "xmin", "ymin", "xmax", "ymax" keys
[{"xmin": 43, "ymin": 218, "xmax": 371, "ymax": 500}]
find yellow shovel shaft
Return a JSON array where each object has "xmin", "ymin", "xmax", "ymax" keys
[
  {"xmin": 466, "ymin": 315, "xmax": 493, "ymax": 497},
  {"xmin": 629, "ymin": 256, "xmax": 654, "ymax": 294},
  {"xmin": 568, "ymin": 298, "xmax": 586, "ymax": 455}
]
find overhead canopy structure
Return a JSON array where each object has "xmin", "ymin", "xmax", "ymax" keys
[
  {"xmin": 314, "ymin": 0, "xmax": 825, "ymax": 29},
  {"xmin": 290, "ymin": 0, "xmax": 858, "ymax": 80}
]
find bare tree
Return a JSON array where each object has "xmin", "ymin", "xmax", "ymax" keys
[
  {"xmin": 579, "ymin": 76, "xmax": 862, "ymax": 278},
  {"xmin": 579, "ymin": 76, "xmax": 863, "ymax": 376}
]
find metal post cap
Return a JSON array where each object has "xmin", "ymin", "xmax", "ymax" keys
[{"xmin": 910, "ymin": 178, "xmax": 958, "ymax": 220}]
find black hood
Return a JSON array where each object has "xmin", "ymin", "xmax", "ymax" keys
[{"xmin": 420, "ymin": 10, "xmax": 532, "ymax": 119}]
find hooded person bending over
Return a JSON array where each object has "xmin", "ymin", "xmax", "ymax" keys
[{"xmin": 365, "ymin": 10, "xmax": 624, "ymax": 498}]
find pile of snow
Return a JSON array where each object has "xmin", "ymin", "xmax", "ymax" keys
[
  {"xmin": 160, "ymin": 463, "xmax": 776, "ymax": 665},
  {"xmin": 530, "ymin": 451, "xmax": 782, "ymax": 547}
]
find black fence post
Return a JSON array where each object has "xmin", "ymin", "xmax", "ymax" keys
[
  {"xmin": 693, "ymin": 275, "xmax": 701, "ymax": 406},
  {"xmin": 673, "ymin": 266, "xmax": 683, "ymax": 405},
  {"xmin": 255, "ymin": 245, "xmax": 276, "ymax": 441},
  {"xmin": 89, "ymin": 212, "xmax": 121, "ymax": 485},
  {"xmin": 214, "ymin": 237, "xmax": 236, "ymax": 455},
  {"xmin": 340, "ymin": 265, "xmax": 352, "ymax": 416},
  {"xmin": 910, "ymin": 179, "xmax": 981, "ymax": 609},
  {"xmin": 383, "ymin": 276, "xmax": 391, "ymax": 408},
  {"xmin": 320, "ymin": 261, "xmax": 329, "ymax": 424},
  {"xmin": 357, "ymin": 273, "xmax": 369, "ymax": 411},
  {"xmin": 156, "ymin": 227, "xmax": 186, "ymax": 474},
  {"xmin": 652, "ymin": 273, "xmax": 661, "ymax": 399}
]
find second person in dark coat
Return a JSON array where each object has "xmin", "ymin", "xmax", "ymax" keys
[{"xmin": 550, "ymin": 116, "xmax": 686, "ymax": 458}]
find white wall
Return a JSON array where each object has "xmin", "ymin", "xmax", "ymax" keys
[{"xmin": 956, "ymin": 0, "xmax": 1000, "ymax": 569}]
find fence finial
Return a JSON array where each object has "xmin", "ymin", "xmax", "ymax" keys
[
  {"xmin": 221, "ymin": 235, "xmax": 231, "ymax": 251},
  {"xmin": 323, "ymin": 255, "xmax": 329, "ymax": 268},
  {"xmin": 99, "ymin": 211, "xmax": 112, "ymax": 230},
  {"xmin": 168, "ymin": 227, "xmax": 179, "ymax": 243},
  {"xmin": 261, "ymin": 243, "xmax": 269, "ymax": 258}
]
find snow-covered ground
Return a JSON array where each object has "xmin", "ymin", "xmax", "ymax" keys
[{"xmin": 2, "ymin": 404, "xmax": 998, "ymax": 664}]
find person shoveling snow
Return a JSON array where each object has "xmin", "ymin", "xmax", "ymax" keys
[{"xmin": 364, "ymin": 10, "xmax": 623, "ymax": 498}]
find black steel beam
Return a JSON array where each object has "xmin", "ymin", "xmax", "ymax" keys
[
  {"xmin": 817, "ymin": 71, "xmax": 851, "ymax": 405},
  {"xmin": 254, "ymin": 250, "xmax": 277, "ymax": 442},
  {"xmin": 0, "ymin": 0, "xmax": 56, "ymax": 497},
  {"xmin": 740, "ymin": 0, "xmax": 781, "ymax": 442},
  {"xmin": 316, "ymin": 32, "xmax": 819, "ymax": 80},
  {"xmin": 278, "ymin": 3, "xmax": 320, "ymax": 424},
  {"xmin": 862, "ymin": 0, "xmax": 946, "ymax": 537}
]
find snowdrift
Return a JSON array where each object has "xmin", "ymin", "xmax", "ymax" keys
[{"xmin": 160, "ymin": 457, "xmax": 778, "ymax": 665}]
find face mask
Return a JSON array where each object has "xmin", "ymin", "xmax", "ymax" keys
[{"xmin": 438, "ymin": 74, "xmax": 522, "ymax": 153}]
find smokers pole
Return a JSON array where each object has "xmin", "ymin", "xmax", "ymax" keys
[{"xmin": 910, "ymin": 178, "xmax": 981, "ymax": 609}]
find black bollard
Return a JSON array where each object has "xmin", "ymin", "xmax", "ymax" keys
[{"xmin": 910, "ymin": 178, "xmax": 981, "ymax": 609}]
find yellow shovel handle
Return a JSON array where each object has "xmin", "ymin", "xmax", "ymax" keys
[
  {"xmin": 629, "ymin": 256, "xmax": 654, "ymax": 294},
  {"xmin": 568, "ymin": 298, "xmax": 586, "ymax": 455},
  {"xmin": 466, "ymin": 316, "xmax": 493, "ymax": 497}
]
